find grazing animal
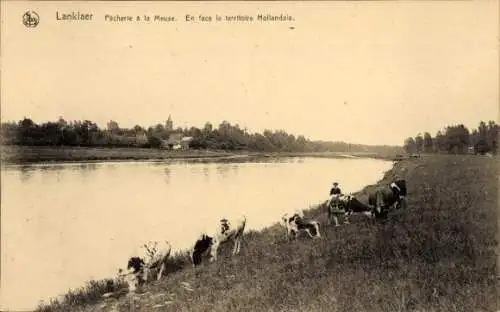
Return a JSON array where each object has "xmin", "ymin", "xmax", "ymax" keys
[
  {"xmin": 279, "ymin": 209, "xmax": 304, "ymax": 226},
  {"xmin": 342, "ymin": 195, "xmax": 376, "ymax": 223},
  {"xmin": 281, "ymin": 212, "xmax": 321, "ymax": 239},
  {"xmin": 327, "ymin": 194, "xmax": 374, "ymax": 226},
  {"xmin": 191, "ymin": 215, "xmax": 246, "ymax": 266},
  {"xmin": 368, "ymin": 179, "xmax": 407, "ymax": 218},
  {"xmin": 118, "ymin": 240, "xmax": 172, "ymax": 291},
  {"xmin": 280, "ymin": 211, "xmax": 301, "ymax": 231}
]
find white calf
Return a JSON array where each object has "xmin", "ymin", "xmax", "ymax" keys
[
  {"xmin": 118, "ymin": 240, "xmax": 172, "ymax": 292},
  {"xmin": 280, "ymin": 212, "xmax": 321, "ymax": 239},
  {"xmin": 191, "ymin": 215, "xmax": 246, "ymax": 266}
]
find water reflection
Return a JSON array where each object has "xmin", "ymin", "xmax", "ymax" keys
[
  {"xmin": 230, "ymin": 164, "xmax": 239, "ymax": 177},
  {"xmin": 202, "ymin": 165, "xmax": 210, "ymax": 182},
  {"xmin": 19, "ymin": 165, "xmax": 35, "ymax": 182},
  {"xmin": 163, "ymin": 167, "xmax": 171, "ymax": 185},
  {"xmin": 215, "ymin": 163, "xmax": 231, "ymax": 179},
  {"xmin": 74, "ymin": 163, "xmax": 98, "ymax": 179},
  {"xmin": 15, "ymin": 163, "xmax": 99, "ymax": 181}
]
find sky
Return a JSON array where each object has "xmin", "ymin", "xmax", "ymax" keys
[{"xmin": 1, "ymin": 1, "xmax": 498, "ymax": 146}]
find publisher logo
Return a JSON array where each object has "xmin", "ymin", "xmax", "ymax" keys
[{"xmin": 23, "ymin": 11, "xmax": 39, "ymax": 28}]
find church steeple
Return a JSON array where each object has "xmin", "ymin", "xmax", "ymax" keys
[{"xmin": 166, "ymin": 115, "xmax": 173, "ymax": 131}]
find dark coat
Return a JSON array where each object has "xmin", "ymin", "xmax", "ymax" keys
[
  {"xmin": 345, "ymin": 196, "xmax": 373, "ymax": 213},
  {"xmin": 330, "ymin": 187, "xmax": 342, "ymax": 195},
  {"xmin": 327, "ymin": 195, "xmax": 373, "ymax": 221}
]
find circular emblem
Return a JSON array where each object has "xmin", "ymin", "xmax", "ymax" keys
[{"xmin": 23, "ymin": 11, "xmax": 39, "ymax": 28}]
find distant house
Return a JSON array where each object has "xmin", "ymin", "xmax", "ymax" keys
[
  {"xmin": 162, "ymin": 133, "xmax": 190, "ymax": 150},
  {"xmin": 167, "ymin": 133, "xmax": 183, "ymax": 146},
  {"xmin": 180, "ymin": 136, "xmax": 194, "ymax": 149},
  {"xmin": 135, "ymin": 132, "xmax": 148, "ymax": 145},
  {"xmin": 156, "ymin": 133, "xmax": 194, "ymax": 150}
]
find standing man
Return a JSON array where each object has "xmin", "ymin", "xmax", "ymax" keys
[
  {"xmin": 330, "ymin": 182, "xmax": 342, "ymax": 196},
  {"xmin": 327, "ymin": 182, "xmax": 344, "ymax": 226}
]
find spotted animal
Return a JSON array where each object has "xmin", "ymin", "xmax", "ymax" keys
[{"xmin": 191, "ymin": 215, "xmax": 246, "ymax": 266}]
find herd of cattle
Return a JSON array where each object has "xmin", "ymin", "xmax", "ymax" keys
[{"xmin": 116, "ymin": 179, "xmax": 407, "ymax": 294}]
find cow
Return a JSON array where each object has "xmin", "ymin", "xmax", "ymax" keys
[
  {"xmin": 368, "ymin": 179, "xmax": 407, "ymax": 218},
  {"xmin": 342, "ymin": 195, "xmax": 376, "ymax": 224},
  {"xmin": 279, "ymin": 210, "xmax": 303, "ymax": 233},
  {"xmin": 326, "ymin": 194, "xmax": 375, "ymax": 226},
  {"xmin": 280, "ymin": 212, "xmax": 321, "ymax": 239},
  {"xmin": 118, "ymin": 240, "xmax": 172, "ymax": 292},
  {"xmin": 191, "ymin": 215, "xmax": 246, "ymax": 266}
]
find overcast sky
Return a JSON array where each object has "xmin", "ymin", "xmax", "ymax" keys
[{"xmin": 1, "ymin": 1, "xmax": 498, "ymax": 145}]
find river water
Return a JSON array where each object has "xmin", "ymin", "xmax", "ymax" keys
[{"xmin": 0, "ymin": 157, "xmax": 392, "ymax": 311}]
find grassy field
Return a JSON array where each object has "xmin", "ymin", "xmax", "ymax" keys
[
  {"xmin": 36, "ymin": 155, "xmax": 498, "ymax": 312},
  {"xmin": 0, "ymin": 145, "xmax": 396, "ymax": 164}
]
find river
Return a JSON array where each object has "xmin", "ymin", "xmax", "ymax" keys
[{"xmin": 0, "ymin": 157, "xmax": 393, "ymax": 311}]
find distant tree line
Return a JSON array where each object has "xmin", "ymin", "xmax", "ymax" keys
[
  {"xmin": 403, "ymin": 120, "xmax": 498, "ymax": 155},
  {"xmin": 0, "ymin": 116, "xmax": 403, "ymax": 154}
]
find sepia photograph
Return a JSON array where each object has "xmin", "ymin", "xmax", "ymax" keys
[{"xmin": 0, "ymin": 1, "xmax": 498, "ymax": 311}]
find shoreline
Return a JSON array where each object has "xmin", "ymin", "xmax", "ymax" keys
[{"xmin": 1, "ymin": 145, "xmax": 397, "ymax": 165}]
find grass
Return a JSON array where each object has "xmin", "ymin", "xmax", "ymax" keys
[{"xmin": 35, "ymin": 155, "xmax": 498, "ymax": 312}]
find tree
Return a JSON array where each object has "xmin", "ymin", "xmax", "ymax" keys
[
  {"xmin": 107, "ymin": 120, "xmax": 120, "ymax": 133},
  {"xmin": 296, "ymin": 135, "xmax": 307, "ymax": 152},
  {"xmin": 487, "ymin": 120, "xmax": 498, "ymax": 154},
  {"xmin": 434, "ymin": 130, "xmax": 446, "ymax": 153},
  {"xmin": 444, "ymin": 124, "xmax": 470, "ymax": 154},
  {"xmin": 404, "ymin": 137, "xmax": 416, "ymax": 154},
  {"xmin": 414, "ymin": 134, "xmax": 424, "ymax": 154},
  {"xmin": 133, "ymin": 125, "xmax": 144, "ymax": 133},
  {"xmin": 470, "ymin": 129, "xmax": 480, "ymax": 148},
  {"xmin": 423, "ymin": 132, "xmax": 433, "ymax": 153},
  {"xmin": 203, "ymin": 122, "xmax": 213, "ymax": 134},
  {"xmin": 147, "ymin": 135, "xmax": 162, "ymax": 148}
]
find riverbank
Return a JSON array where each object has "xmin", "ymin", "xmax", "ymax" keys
[
  {"xmin": 0, "ymin": 145, "xmax": 396, "ymax": 165},
  {"xmin": 35, "ymin": 155, "xmax": 498, "ymax": 312}
]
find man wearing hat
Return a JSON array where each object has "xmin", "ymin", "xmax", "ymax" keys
[
  {"xmin": 330, "ymin": 182, "xmax": 342, "ymax": 196},
  {"xmin": 326, "ymin": 182, "xmax": 344, "ymax": 225}
]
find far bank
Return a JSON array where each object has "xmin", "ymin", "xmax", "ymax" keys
[{"xmin": 0, "ymin": 145, "xmax": 397, "ymax": 165}]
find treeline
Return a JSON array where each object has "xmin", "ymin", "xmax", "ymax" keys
[
  {"xmin": 0, "ymin": 117, "xmax": 401, "ymax": 154},
  {"xmin": 403, "ymin": 120, "xmax": 498, "ymax": 155}
]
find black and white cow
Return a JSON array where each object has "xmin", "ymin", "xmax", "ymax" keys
[
  {"xmin": 191, "ymin": 215, "xmax": 246, "ymax": 266},
  {"xmin": 326, "ymin": 194, "xmax": 374, "ymax": 226},
  {"xmin": 118, "ymin": 240, "xmax": 172, "ymax": 292},
  {"xmin": 342, "ymin": 195, "xmax": 376, "ymax": 223},
  {"xmin": 368, "ymin": 179, "xmax": 407, "ymax": 218},
  {"xmin": 280, "ymin": 211, "xmax": 321, "ymax": 239}
]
